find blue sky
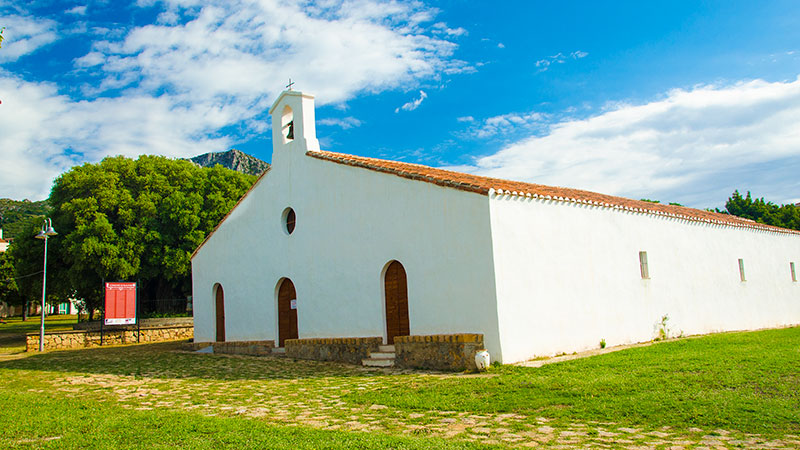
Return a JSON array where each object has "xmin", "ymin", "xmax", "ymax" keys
[{"xmin": 2, "ymin": 1, "xmax": 800, "ymax": 207}]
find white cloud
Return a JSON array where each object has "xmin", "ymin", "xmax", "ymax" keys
[
  {"xmin": 535, "ymin": 50, "xmax": 588, "ymax": 72},
  {"xmin": 463, "ymin": 111, "xmax": 548, "ymax": 139},
  {"xmin": 395, "ymin": 90, "xmax": 427, "ymax": 113},
  {"xmin": 0, "ymin": 0, "xmax": 464, "ymax": 199},
  {"xmin": 432, "ymin": 22, "xmax": 466, "ymax": 36},
  {"xmin": 0, "ymin": 73, "xmax": 234, "ymax": 200},
  {"xmin": 318, "ymin": 117, "xmax": 363, "ymax": 129},
  {"xmin": 88, "ymin": 0, "xmax": 458, "ymax": 104},
  {"xmin": 460, "ymin": 77, "xmax": 800, "ymax": 207},
  {"xmin": 0, "ymin": 15, "xmax": 59, "ymax": 62},
  {"xmin": 66, "ymin": 5, "xmax": 88, "ymax": 15}
]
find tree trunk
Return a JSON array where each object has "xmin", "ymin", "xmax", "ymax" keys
[{"xmin": 22, "ymin": 300, "xmax": 28, "ymax": 321}]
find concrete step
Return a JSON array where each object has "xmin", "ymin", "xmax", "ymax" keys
[
  {"xmin": 368, "ymin": 352, "xmax": 395, "ymax": 359},
  {"xmin": 272, "ymin": 347, "xmax": 286, "ymax": 354},
  {"xmin": 362, "ymin": 358, "xmax": 394, "ymax": 367},
  {"xmin": 378, "ymin": 345, "xmax": 395, "ymax": 352}
]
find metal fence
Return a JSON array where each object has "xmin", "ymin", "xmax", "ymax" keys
[{"xmin": 138, "ymin": 298, "xmax": 192, "ymax": 318}]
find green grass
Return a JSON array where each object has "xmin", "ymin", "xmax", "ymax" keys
[
  {"xmin": 1, "ymin": 326, "xmax": 799, "ymax": 448},
  {"xmin": 0, "ymin": 315, "xmax": 78, "ymax": 353},
  {"xmin": 350, "ymin": 327, "xmax": 800, "ymax": 435},
  {"xmin": 1, "ymin": 389, "xmax": 497, "ymax": 450}
]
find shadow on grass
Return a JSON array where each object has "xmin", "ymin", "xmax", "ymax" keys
[
  {"xmin": 0, "ymin": 315, "xmax": 79, "ymax": 336},
  {"xmin": 0, "ymin": 340, "xmax": 384, "ymax": 381},
  {"xmin": 0, "ymin": 333, "xmax": 24, "ymax": 347}
]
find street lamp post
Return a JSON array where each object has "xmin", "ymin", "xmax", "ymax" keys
[{"xmin": 35, "ymin": 218, "xmax": 57, "ymax": 352}]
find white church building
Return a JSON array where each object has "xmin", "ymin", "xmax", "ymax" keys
[{"xmin": 191, "ymin": 89, "xmax": 800, "ymax": 366}]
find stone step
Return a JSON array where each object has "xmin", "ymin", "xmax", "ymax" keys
[
  {"xmin": 362, "ymin": 358, "xmax": 394, "ymax": 367},
  {"xmin": 368, "ymin": 351, "xmax": 395, "ymax": 359},
  {"xmin": 272, "ymin": 347, "xmax": 286, "ymax": 354},
  {"xmin": 378, "ymin": 345, "xmax": 395, "ymax": 352}
]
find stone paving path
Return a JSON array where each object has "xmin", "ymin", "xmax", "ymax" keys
[{"xmin": 48, "ymin": 356, "xmax": 799, "ymax": 450}]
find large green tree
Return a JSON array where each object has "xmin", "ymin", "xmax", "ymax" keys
[
  {"xmin": 44, "ymin": 155, "xmax": 256, "ymax": 316},
  {"xmin": 723, "ymin": 190, "xmax": 800, "ymax": 231}
]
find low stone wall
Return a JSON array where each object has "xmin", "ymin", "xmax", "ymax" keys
[
  {"xmin": 286, "ymin": 337, "xmax": 382, "ymax": 365},
  {"xmin": 26, "ymin": 325, "xmax": 194, "ymax": 352},
  {"xmin": 192, "ymin": 340, "xmax": 275, "ymax": 356},
  {"xmin": 74, "ymin": 317, "xmax": 194, "ymax": 331},
  {"xmin": 395, "ymin": 333, "xmax": 484, "ymax": 371}
]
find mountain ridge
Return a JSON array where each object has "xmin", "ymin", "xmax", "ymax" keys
[{"xmin": 185, "ymin": 149, "xmax": 270, "ymax": 176}]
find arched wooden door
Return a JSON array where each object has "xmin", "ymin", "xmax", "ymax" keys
[
  {"xmin": 384, "ymin": 261, "xmax": 409, "ymax": 344},
  {"xmin": 215, "ymin": 284, "xmax": 225, "ymax": 342},
  {"xmin": 277, "ymin": 278, "xmax": 298, "ymax": 347}
]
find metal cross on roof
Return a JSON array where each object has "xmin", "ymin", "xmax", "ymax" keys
[{"xmin": 286, "ymin": 78, "xmax": 295, "ymax": 90}]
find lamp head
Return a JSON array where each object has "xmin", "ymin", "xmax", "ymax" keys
[{"xmin": 36, "ymin": 218, "xmax": 57, "ymax": 239}]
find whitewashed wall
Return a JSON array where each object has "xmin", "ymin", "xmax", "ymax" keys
[
  {"xmin": 489, "ymin": 193, "xmax": 800, "ymax": 363},
  {"xmin": 192, "ymin": 92, "xmax": 503, "ymax": 358}
]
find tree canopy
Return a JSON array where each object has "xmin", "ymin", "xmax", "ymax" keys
[
  {"xmin": 37, "ymin": 155, "xmax": 256, "ymax": 315},
  {"xmin": 723, "ymin": 190, "xmax": 800, "ymax": 231}
]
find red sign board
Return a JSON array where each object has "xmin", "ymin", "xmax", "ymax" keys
[{"xmin": 104, "ymin": 282, "xmax": 137, "ymax": 325}]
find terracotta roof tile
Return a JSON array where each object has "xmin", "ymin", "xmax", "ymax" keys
[{"xmin": 308, "ymin": 150, "xmax": 799, "ymax": 236}]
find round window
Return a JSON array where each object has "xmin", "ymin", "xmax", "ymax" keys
[{"xmin": 283, "ymin": 207, "xmax": 296, "ymax": 235}]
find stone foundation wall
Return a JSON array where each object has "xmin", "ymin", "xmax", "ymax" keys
[
  {"xmin": 74, "ymin": 317, "xmax": 194, "ymax": 331},
  {"xmin": 395, "ymin": 334, "xmax": 484, "ymax": 371},
  {"xmin": 286, "ymin": 337, "xmax": 382, "ymax": 365},
  {"xmin": 26, "ymin": 325, "xmax": 194, "ymax": 352},
  {"xmin": 192, "ymin": 340, "xmax": 275, "ymax": 356}
]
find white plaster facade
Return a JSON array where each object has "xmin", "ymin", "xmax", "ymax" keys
[
  {"xmin": 489, "ymin": 195, "xmax": 800, "ymax": 363},
  {"xmin": 192, "ymin": 90, "xmax": 800, "ymax": 364}
]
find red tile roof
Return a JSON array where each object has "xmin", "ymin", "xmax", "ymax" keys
[{"xmin": 308, "ymin": 150, "xmax": 799, "ymax": 236}]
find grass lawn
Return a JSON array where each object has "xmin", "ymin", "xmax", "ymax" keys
[
  {"xmin": 0, "ymin": 315, "xmax": 78, "ymax": 354},
  {"xmin": 0, "ymin": 326, "xmax": 799, "ymax": 448}
]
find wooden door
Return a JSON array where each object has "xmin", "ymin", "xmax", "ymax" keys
[
  {"xmin": 215, "ymin": 285, "xmax": 225, "ymax": 342},
  {"xmin": 384, "ymin": 261, "xmax": 409, "ymax": 344},
  {"xmin": 278, "ymin": 278, "xmax": 298, "ymax": 347}
]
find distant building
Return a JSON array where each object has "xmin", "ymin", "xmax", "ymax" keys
[{"xmin": 0, "ymin": 228, "xmax": 8, "ymax": 253}]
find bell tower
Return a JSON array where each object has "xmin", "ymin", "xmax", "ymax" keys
[{"xmin": 268, "ymin": 89, "xmax": 319, "ymax": 159}]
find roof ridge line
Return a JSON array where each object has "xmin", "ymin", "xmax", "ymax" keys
[{"xmin": 308, "ymin": 150, "xmax": 799, "ymax": 237}]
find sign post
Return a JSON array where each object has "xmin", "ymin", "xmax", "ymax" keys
[{"xmin": 103, "ymin": 282, "xmax": 137, "ymax": 345}]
